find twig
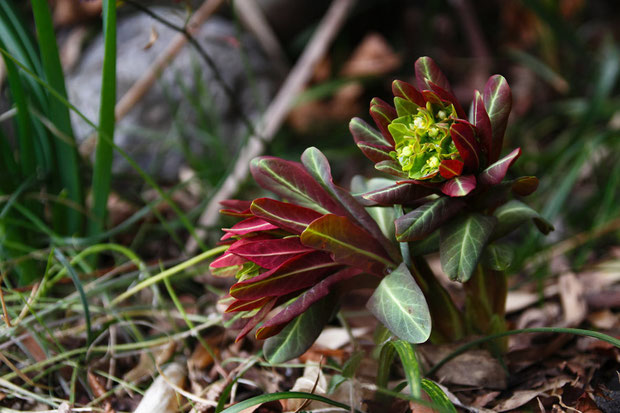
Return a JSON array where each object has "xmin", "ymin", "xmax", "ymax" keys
[
  {"xmin": 0, "ymin": 273, "xmax": 11, "ymax": 327},
  {"xmin": 115, "ymin": 0, "xmax": 233, "ymax": 125},
  {"xmin": 186, "ymin": 0, "xmax": 357, "ymax": 254},
  {"xmin": 233, "ymin": 0, "xmax": 288, "ymax": 76}
]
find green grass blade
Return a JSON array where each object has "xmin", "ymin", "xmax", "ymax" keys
[
  {"xmin": 421, "ymin": 379, "xmax": 457, "ymax": 413},
  {"xmin": 30, "ymin": 0, "xmax": 83, "ymax": 235},
  {"xmin": 1, "ymin": 52, "xmax": 36, "ymax": 178},
  {"xmin": 0, "ymin": 44, "xmax": 208, "ymax": 251},
  {"xmin": 427, "ymin": 327, "xmax": 620, "ymax": 376},
  {"xmin": 88, "ymin": 0, "xmax": 117, "ymax": 237},
  {"xmin": 219, "ymin": 391, "xmax": 362, "ymax": 413}
]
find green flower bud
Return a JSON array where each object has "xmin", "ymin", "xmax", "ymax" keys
[{"xmin": 388, "ymin": 101, "xmax": 461, "ymax": 180}]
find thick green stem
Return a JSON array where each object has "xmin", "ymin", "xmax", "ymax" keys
[{"xmin": 464, "ymin": 265, "xmax": 508, "ymax": 351}]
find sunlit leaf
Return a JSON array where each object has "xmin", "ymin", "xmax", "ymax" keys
[
  {"xmin": 250, "ymin": 157, "xmax": 346, "ymax": 215},
  {"xmin": 301, "ymin": 147, "xmax": 399, "ymax": 260},
  {"xmin": 250, "ymin": 197, "xmax": 322, "ymax": 234},
  {"xmin": 439, "ymin": 213, "xmax": 496, "ymax": 282},
  {"xmin": 229, "ymin": 237, "xmax": 313, "ymax": 269},
  {"xmin": 367, "ymin": 263, "xmax": 431, "ymax": 343},
  {"xmin": 301, "ymin": 214, "xmax": 395, "ymax": 275}
]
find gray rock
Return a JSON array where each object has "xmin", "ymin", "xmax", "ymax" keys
[{"xmin": 67, "ymin": 9, "xmax": 279, "ymax": 182}]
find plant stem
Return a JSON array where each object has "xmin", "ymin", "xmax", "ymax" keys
[{"xmin": 410, "ymin": 256, "xmax": 464, "ymax": 342}]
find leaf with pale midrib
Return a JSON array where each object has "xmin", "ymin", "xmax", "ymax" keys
[
  {"xmin": 263, "ymin": 295, "xmax": 337, "ymax": 364},
  {"xmin": 367, "ymin": 263, "xmax": 431, "ymax": 343},
  {"xmin": 440, "ymin": 213, "xmax": 496, "ymax": 282}
]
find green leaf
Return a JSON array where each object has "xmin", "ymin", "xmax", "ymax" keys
[
  {"xmin": 493, "ymin": 200, "xmax": 554, "ymax": 238},
  {"xmin": 391, "ymin": 340, "xmax": 422, "ymax": 398},
  {"xmin": 410, "ymin": 230, "xmax": 440, "ymax": 256},
  {"xmin": 377, "ymin": 340, "xmax": 423, "ymax": 403},
  {"xmin": 395, "ymin": 198, "xmax": 465, "ymax": 242},
  {"xmin": 31, "ymin": 0, "xmax": 83, "ymax": 235},
  {"xmin": 263, "ymin": 295, "xmax": 337, "ymax": 364},
  {"xmin": 440, "ymin": 214, "xmax": 496, "ymax": 282},
  {"xmin": 342, "ymin": 350, "xmax": 364, "ymax": 378},
  {"xmin": 481, "ymin": 243, "xmax": 514, "ymax": 271},
  {"xmin": 421, "ymin": 379, "xmax": 457, "ymax": 413},
  {"xmin": 88, "ymin": 0, "xmax": 117, "ymax": 238},
  {"xmin": 367, "ymin": 263, "xmax": 431, "ymax": 343}
]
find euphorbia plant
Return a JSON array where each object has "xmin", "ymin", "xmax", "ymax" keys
[{"xmin": 211, "ymin": 56, "xmax": 552, "ymax": 362}]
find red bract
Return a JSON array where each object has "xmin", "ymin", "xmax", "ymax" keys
[
  {"xmin": 351, "ymin": 56, "xmax": 528, "ymax": 202},
  {"xmin": 210, "ymin": 149, "xmax": 398, "ymax": 342}
]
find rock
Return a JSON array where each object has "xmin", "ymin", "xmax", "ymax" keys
[{"xmin": 67, "ymin": 9, "xmax": 279, "ymax": 182}]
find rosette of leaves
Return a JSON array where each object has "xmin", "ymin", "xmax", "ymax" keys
[
  {"xmin": 211, "ymin": 147, "xmax": 432, "ymax": 362},
  {"xmin": 350, "ymin": 56, "xmax": 553, "ymax": 285}
]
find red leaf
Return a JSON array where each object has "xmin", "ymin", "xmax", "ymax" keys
[
  {"xmin": 392, "ymin": 79, "xmax": 425, "ymax": 107},
  {"xmin": 369, "ymin": 97, "xmax": 397, "ymax": 145},
  {"xmin": 415, "ymin": 56, "xmax": 453, "ymax": 93},
  {"xmin": 483, "ymin": 75, "xmax": 512, "ymax": 163},
  {"xmin": 478, "ymin": 147, "xmax": 521, "ymax": 186},
  {"xmin": 472, "ymin": 90, "xmax": 493, "ymax": 161},
  {"xmin": 428, "ymin": 81, "xmax": 466, "ymax": 119},
  {"xmin": 229, "ymin": 251, "xmax": 340, "ymax": 299},
  {"xmin": 256, "ymin": 267, "xmax": 362, "ymax": 339},
  {"xmin": 301, "ymin": 214, "xmax": 394, "ymax": 275},
  {"xmin": 450, "ymin": 121, "xmax": 480, "ymax": 171},
  {"xmin": 229, "ymin": 237, "xmax": 314, "ymax": 269},
  {"xmin": 439, "ymin": 159, "xmax": 464, "ymax": 179},
  {"xmin": 362, "ymin": 182, "xmax": 436, "ymax": 205},
  {"xmin": 226, "ymin": 296, "xmax": 273, "ymax": 313},
  {"xmin": 250, "ymin": 198, "xmax": 323, "ymax": 234},
  {"xmin": 220, "ymin": 199, "xmax": 251, "ymax": 212},
  {"xmin": 235, "ymin": 297, "xmax": 277, "ymax": 342},
  {"xmin": 222, "ymin": 217, "xmax": 279, "ymax": 238},
  {"xmin": 250, "ymin": 157, "xmax": 347, "ymax": 215},
  {"xmin": 210, "ymin": 251, "xmax": 245, "ymax": 269},
  {"xmin": 441, "ymin": 174, "xmax": 477, "ymax": 197}
]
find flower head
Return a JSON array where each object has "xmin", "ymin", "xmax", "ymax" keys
[{"xmin": 351, "ymin": 56, "xmax": 533, "ymax": 203}]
